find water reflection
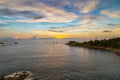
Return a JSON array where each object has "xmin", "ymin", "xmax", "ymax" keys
[{"xmin": 0, "ymin": 39, "xmax": 120, "ymax": 80}]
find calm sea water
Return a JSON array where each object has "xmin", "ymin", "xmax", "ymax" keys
[{"xmin": 0, "ymin": 39, "xmax": 120, "ymax": 80}]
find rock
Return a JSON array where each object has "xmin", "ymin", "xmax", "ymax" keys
[
  {"xmin": 0, "ymin": 71, "xmax": 32, "ymax": 80},
  {"xmin": 14, "ymin": 42, "xmax": 18, "ymax": 44}
]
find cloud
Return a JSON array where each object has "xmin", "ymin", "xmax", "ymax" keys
[
  {"xmin": 34, "ymin": 16, "xmax": 44, "ymax": 19},
  {"xmin": 0, "ymin": 0, "xmax": 77, "ymax": 22},
  {"xmin": 0, "ymin": 8, "xmax": 43, "ymax": 19},
  {"xmin": 48, "ymin": 22, "xmax": 96, "ymax": 33},
  {"xmin": 102, "ymin": 30, "xmax": 112, "ymax": 33},
  {"xmin": 77, "ymin": 15, "xmax": 101, "ymax": 28},
  {"xmin": 48, "ymin": 26, "xmax": 67, "ymax": 33},
  {"xmin": 83, "ymin": 16, "xmax": 105, "ymax": 20},
  {"xmin": 76, "ymin": 0, "xmax": 100, "ymax": 13},
  {"xmin": 77, "ymin": 15, "xmax": 105, "ymax": 26},
  {"xmin": 0, "ymin": 23, "xmax": 9, "ymax": 27},
  {"xmin": 49, "ymin": 29, "xmax": 64, "ymax": 32},
  {"xmin": 107, "ymin": 24, "xmax": 117, "ymax": 26},
  {"xmin": 0, "ymin": 23, "xmax": 11, "ymax": 30},
  {"xmin": 101, "ymin": 10, "xmax": 120, "ymax": 18},
  {"xmin": 107, "ymin": 24, "xmax": 120, "ymax": 27},
  {"xmin": 46, "ymin": 17, "xmax": 101, "ymax": 33}
]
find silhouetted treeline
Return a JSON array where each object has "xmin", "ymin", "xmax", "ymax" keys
[{"xmin": 66, "ymin": 37, "xmax": 120, "ymax": 49}]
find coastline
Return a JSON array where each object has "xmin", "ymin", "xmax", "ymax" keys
[
  {"xmin": 66, "ymin": 37, "xmax": 120, "ymax": 56},
  {"xmin": 67, "ymin": 44, "xmax": 120, "ymax": 56},
  {"xmin": 83, "ymin": 46, "xmax": 120, "ymax": 56}
]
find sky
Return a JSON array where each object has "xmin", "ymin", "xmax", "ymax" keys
[{"xmin": 0, "ymin": 0, "xmax": 120, "ymax": 39}]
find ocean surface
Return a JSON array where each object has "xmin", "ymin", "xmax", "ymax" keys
[{"xmin": 0, "ymin": 39, "xmax": 120, "ymax": 80}]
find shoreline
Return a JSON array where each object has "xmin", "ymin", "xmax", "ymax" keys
[
  {"xmin": 66, "ymin": 37, "xmax": 120, "ymax": 56},
  {"xmin": 67, "ymin": 44, "xmax": 120, "ymax": 56},
  {"xmin": 83, "ymin": 46, "xmax": 120, "ymax": 56}
]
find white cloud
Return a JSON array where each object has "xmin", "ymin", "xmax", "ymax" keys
[
  {"xmin": 76, "ymin": 0, "xmax": 100, "ymax": 13},
  {"xmin": 101, "ymin": 10, "xmax": 120, "ymax": 18}
]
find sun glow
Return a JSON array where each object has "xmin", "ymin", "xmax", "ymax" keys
[{"xmin": 54, "ymin": 35, "xmax": 64, "ymax": 39}]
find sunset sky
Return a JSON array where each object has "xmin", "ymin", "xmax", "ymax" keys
[{"xmin": 0, "ymin": 0, "xmax": 120, "ymax": 39}]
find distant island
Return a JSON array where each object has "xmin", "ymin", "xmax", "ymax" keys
[{"xmin": 66, "ymin": 37, "xmax": 120, "ymax": 56}]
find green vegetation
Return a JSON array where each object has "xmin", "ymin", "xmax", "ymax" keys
[{"xmin": 66, "ymin": 37, "xmax": 120, "ymax": 55}]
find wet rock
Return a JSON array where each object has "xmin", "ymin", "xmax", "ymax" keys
[{"xmin": 0, "ymin": 71, "xmax": 32, "ymax": 80}]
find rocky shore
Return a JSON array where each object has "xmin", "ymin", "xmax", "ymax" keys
[{"xmin": 0, "ymin": 71, "xmax": 32, "ymax": 80}]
